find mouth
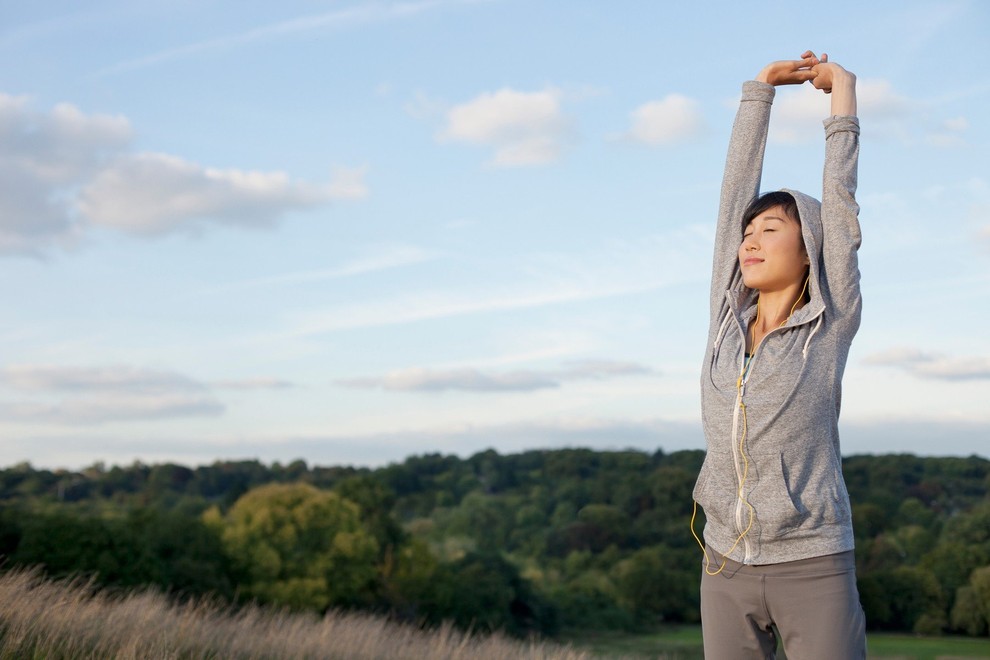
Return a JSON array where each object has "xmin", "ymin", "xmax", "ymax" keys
[{"xmin": 742, "ymin": 258, "xmax": 764, "ymax": 266}]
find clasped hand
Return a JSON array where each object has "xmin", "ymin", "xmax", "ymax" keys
[{"xmin": 756, "ymin": 51, "xmax": 851, "ymax": 94}]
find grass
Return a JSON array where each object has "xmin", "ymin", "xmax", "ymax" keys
[
  {"xmin": 866, "ymin": 633, "xmax": 990, "ymax": 659},
  {"xmin": 2, "ymin": 569, "xmax": 986, "ymax": 659},
  {"xmin": 562, "ymin": 626, "xmax": 990, "ymax": 660},
  {"xmin": 0, "ymin": 567, "xmax": 618, "ymax": 660}
]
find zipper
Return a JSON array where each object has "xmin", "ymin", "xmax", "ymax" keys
[
  {"xmin": 730, "ymin": 381, "xmax": 748, "ymax": 561},
  {"xmin": 733, "ymin": 357, "xmax": 752, "ymax": 563}
]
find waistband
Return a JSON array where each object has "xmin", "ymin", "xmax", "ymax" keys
[{"xmin": 704, "ymin": 547, "xmax": 855, "ymax": 578}]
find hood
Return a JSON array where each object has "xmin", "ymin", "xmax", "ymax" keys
[{"xmin": 729, "ymin": 188, "xmax": 826, "ymax": 329}]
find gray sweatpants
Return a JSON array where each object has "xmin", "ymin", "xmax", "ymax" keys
[{"xmin": 700, "ymin": 549, "xmax": 866, "ymax": 659}]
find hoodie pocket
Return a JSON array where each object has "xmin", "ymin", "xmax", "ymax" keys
[
  {"xmin": 693, "ymin": 449, "xmax": 740, "ymax": 532},
  {"xmin": 751, "ymin": 452, "xmax": 806, "ymax": 538}
]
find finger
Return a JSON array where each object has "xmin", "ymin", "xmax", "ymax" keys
[{"xmin": 821, "ymin": 52, "xmax": 828, "ymax": 63}]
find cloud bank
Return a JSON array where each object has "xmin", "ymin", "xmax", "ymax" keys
[
  {"xmin": 767, "ymin": 78, "xmax": 967, "ymax": 147},
  {"xmin": 0, "ymin": 364, "xmax": 293, "ymax": 425},
  {"xmin": 864, "ymin": 347, "xmax": 990, "ymax": 381},
  {"xmin": 0, "ymin": 93, "xmax": 361, "ymax": 255},
  {"xmin": 339, "ymin": 359, "xmax": 657, "ymax": 392}
]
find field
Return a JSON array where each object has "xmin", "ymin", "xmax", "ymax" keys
[
  {"xmin": 563, "ymin": 627, "xmax": 990, "ymax": 660},
  {"xmin": 0, "ymin": 568, "xmax": 605, "ymax": 660},
  {"xmin": 1, "ymin": 567, "xmax": 987, "ymax": 659}
]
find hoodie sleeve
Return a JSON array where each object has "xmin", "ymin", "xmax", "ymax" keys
[
  {"xmin": 710, "ymin": 81, "xmax": 775, "ymax": 328},
  {"xmin": 820, "ymin": 115, "xmax": 862, "ymax": 333}
]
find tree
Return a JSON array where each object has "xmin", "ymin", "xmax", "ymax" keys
[
  {"xmin": 613, "ymin": 545, "xmax": 696, "ymax": 624},
  {"xmin": 951, "ymin": 566, "xmax": 990, "ymax": 636},
  {"xmin": 860, "ymin": 566, "xmax": 946, "ymax": 633},
  {"xmin": 207, "ymin": 483, "xmax": 378, "ymax": 611}
]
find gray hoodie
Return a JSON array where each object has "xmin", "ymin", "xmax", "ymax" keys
[{"xmin": 694, "ymin": 80, "xmax": 862, "ymax": 565}]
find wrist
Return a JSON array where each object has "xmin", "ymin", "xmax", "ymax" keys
[{"xmin": 831, "ymin": 70, "xmax": 856, "ymax": 88}]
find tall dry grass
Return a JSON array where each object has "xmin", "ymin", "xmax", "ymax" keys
[{"xmin": 0, "ymin": 567, "xmax": 628, "ymax": 659}]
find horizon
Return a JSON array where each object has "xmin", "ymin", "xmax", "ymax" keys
[
  {"xmin": 7, "ymin": 438, "xmax": 989, "ymax": 475},
  {"xmin": 2, "ymin": 1, "xmax": 989, "ymax": 470}
]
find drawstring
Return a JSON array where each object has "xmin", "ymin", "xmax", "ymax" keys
[
  {"xmin": 803, "ymin": 314, "xmax": 823, "ymax": 359},
  {"xmin": 713, "ymin": 310, "xmax": 734, "ymax": 353}
]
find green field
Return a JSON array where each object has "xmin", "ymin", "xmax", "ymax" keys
[{"xmin": 562, "ymin": 627, "xmax": 990, "ymax": 659}]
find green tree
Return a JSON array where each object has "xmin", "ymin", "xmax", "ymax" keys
[
  {"xmin": 416, "ymin": 551, "xmax": 556, "ymax": 635},
  {"xmin": 950, "ymin": 566, "xmax": 990, "ymax": 636},
  {"xmin": 208, "ymin": 482, "xmax": 378, "ymax": 611},
  {"xmin": 613, "ymin": 545, "xmax": 695, "ymax": 624},
  {"xmin": 860, "ymin": 566, "xmax": 946, "ymax": 633}
]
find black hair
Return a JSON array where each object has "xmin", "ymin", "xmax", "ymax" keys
[{"xmin": 741, "ymin": 191, "xmax": 800, "ymax": 235}]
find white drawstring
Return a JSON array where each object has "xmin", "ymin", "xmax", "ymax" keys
[
  {"xmin": 803, "ymin": 314, "xmax": 823, "ymax": 359},
  {"xmin": 713, "ymin": 309, "xmax": 734, "ymax": 353}
]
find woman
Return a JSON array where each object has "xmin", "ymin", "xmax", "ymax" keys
[{"xmin": 691, "ymin": 52, "xmax": 867, "ymax": 658}]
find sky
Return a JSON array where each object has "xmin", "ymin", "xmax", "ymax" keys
[{"xmin": 1, "ymin": 0, "xmax": 988, "ymax": 471}]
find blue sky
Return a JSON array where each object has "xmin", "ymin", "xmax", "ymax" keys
[{"xmin": 1, "ymin": 0, "xmax": 988, "ymax": 470}]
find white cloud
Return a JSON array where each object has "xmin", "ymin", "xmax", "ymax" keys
[
  {"xmin": 1, "ymin": 364, "xmax": 206, "ymax": 393},
  {"xmin": 0, "ymin": 94, "xmax": 132, "ymax": 183},
  {"xmin": 565, "ymin": 359, "xmax": 655, "ymax": 379},
  {"xmin": 766, "ymin": 78, "xmax": 971, "ymax": 147},
  {"xmin": 623, "ymin": 93, "xmax": 705, "ymax": 146},
  {"xmin": 767, "ymin": 79, "xmax": 911, "ymax": 145},
  {"xmin": 0, "ymin": 93, "xmax": 131, "ymax": 254},
  {"xmin": 341, "ymin": 367, "xmax": 559, "ymax": 392},
  {"xmin": 338, "ymin": 359, "xmax": 657, "ymax": 392},
  {"xmin": 78, "ymin": 152, "xmax": 333, "ymax": 235},
  {"xmin": 212, "ymin": 377, "xmax": 295, "ymax": 390},
  {"xmin": 0, "ymin": 395, "xmax": 223, "ymax": 425},
  {"xmin": 438, "ymin": 87, "xmax": 572, "ymax": 166},
  {"xmin": 863, "ymin": 347, "xmax": 990, "ymax": 381},
  {"xmin": 0, "ymin": 94, "xmax": 357, "ymax": 253},
  {"xmin": 0, "ymin": 364, "xmax": 261, "ymax": 424}
]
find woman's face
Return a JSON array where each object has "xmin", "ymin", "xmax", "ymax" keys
[{"xmin": 738, "ymin": 205, "xmax": 809, "ymax": 291}]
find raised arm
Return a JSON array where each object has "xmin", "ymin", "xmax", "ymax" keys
[
  {"xmin": 709, "ymin": 53, "xmax": 819, "ymax": 325},
  {"xmin": 813, "ymin": 57, "xmax": 862, "ymax": 327},
  {"xmin": 810, "ymin": 54, "xmax": 857, "ymax": 116}
]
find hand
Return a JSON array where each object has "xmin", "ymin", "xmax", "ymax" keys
[
  {"xmin": 810, "ymin": 53, "xmax": 858, "ymax": 115},
  {"xmin": 755, "ymin": 51, "xmax": 821, "ymax": 86},
  {"xmin": 810, "ymin": 54, "xmax": 856, "ymax": 95}
]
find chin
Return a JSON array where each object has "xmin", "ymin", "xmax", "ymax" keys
[{"xmin": 741, "ymin": 275, "xmax": 761, "ymax": 290}]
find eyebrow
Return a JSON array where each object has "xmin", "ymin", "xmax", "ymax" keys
[{"xmin": 744, "ymin": 215, "xmax": 787, "ymax": 229}]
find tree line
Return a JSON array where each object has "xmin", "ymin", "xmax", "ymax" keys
[{"xmin": 0, "ymin": 448, "xmax": 988, "ymax": 638}]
